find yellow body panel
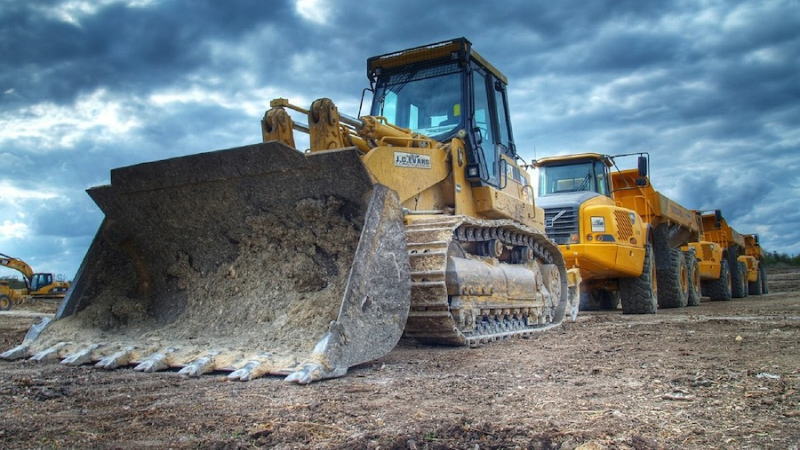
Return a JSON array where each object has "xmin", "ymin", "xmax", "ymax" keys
[
  {"xmin": 611, "ymin": 169, "xmax": 701, "ymax": 238},
  {"xmin": 362, "ymin": 139, "xmax": 541, "ymax": 230},
  {"xmin": 687, "ymin": 241, "xmax": 722, "ymax": 280},
  {"xmin": 738, "ymin": 255, "xmax": 759, "ymax": 282},
  {"xmin": 744, "ymin": 234, "xmax": 764, "ymax": 260},
  {"xmin": 535, "ymin": 152, "xmax": 610, "ymax": 167},
  {"xmin": 362, "ymin": 146, "xmax": 451, "ymax": 205},
  {"xmin": 700, "ymin": 214, "xmax": 745, "ymax": 249},
  {"xmin": 0, "ymin": 283, "xmax": 28, "ymax": 306},
  {"xmin": 560, "ymin": 243, "xmax": 645, "ymax": 279},
  {"xmin": 367, "ymin": 38, "xmax": 509, "ymax": 85},
  {"xmin": 555, "ymin": 195, "xmax": 647, "ymax": 281}
]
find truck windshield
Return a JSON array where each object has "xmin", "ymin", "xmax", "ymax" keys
[
  {"xmin": 539, "ymin": 162, "xmax": 606, "ymax": 196},
  {"xmin": 371, "ymin": 62, "xmax": 463, "ymax": 139}
]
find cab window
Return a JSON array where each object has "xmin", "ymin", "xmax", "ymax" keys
[
  {"xmin": 594, "ymin": 161, "xmax": 609, "ymax": 195},
  {"xmin": 472, "ymin": 69, "xmax": 498, "ymax": 185},
  {"xmin": 493, "ymin": 83, "xmax": 511, "ymax": 151}
]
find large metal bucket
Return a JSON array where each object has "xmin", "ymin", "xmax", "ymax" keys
[{"xmin": 2, "ymin": 142, "xmax": 410, "ymax": 383}]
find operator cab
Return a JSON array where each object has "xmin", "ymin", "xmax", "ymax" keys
[
  {"xmin": 534, "ymin": 154, "xmax": 613, "ymax": 245},
  {"xmin": 537, "ymin": 154, "xmax": 612, "ymax": 198},
  {"xmin": 368, "ymin": 37, "xmax": 515, "ymax": 188},
  {"xmin": 30, "ymin": 273, "xmax": 53, "ymax": 291}
]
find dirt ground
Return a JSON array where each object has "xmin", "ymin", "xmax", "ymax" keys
[{"xmin": 1, "ymin": 268, "xmax": 798, "ymax": 449}]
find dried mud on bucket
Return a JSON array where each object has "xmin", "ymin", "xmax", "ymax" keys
[{"xmin": 32, "ymin": 196, "xmax": 364, "ymax": 368}]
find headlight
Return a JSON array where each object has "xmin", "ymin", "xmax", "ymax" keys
[
  {"xmin": 590, "ymin": 216, "xmax": 605, "ymax": 232},
  {"xmin": 628, "ymin": 212, "xmax": 636, "ymax": 224}
]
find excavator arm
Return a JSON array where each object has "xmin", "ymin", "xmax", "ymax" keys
[{"xmin": 0, "ymin": 253, "xmax": 34, "ymax": 284}]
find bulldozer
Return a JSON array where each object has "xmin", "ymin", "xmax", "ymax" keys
[
  {"xmin": 0, "ymin": 253, "xmax": 71, "ymax": 310},
  {"xmin": 2, "ymin": 38, "xmax": 579, "ymax": 384}
]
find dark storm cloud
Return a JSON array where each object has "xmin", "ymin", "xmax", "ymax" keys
[{"xmin": 0, "ymin": 0, "xmax": 299, "ymax": 105}]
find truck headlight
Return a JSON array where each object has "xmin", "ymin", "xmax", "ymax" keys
[{"xmin": 590, "ymin": 216, "xmax": 605, "ymax": 232}]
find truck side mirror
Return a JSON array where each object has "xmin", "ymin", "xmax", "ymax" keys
[{"xmin": 637, "ymin": 155, "xmax": 648, "ymax": 177}]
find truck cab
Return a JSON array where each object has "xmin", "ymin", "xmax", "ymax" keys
[{"xmin": 535, "ymin": 153, "xmax": 647, "ymax": 280}]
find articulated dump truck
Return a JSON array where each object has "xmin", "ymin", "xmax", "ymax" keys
[
  {"xmin": 688, "ymin": 211, "xmax": 767, "ymax": 300},
  {"xmin": 1, "ymin": 38, "xmax": 579, "ymax": 384},
  {"xmin": 534, "ymin": 153, "xmax": 702, "ymax": 313},
  {"xmin": 743, "ymin": 234, "xmax": 769, "ymax": 295}
]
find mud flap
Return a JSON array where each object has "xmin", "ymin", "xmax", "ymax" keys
[
  {"xmin": 2, "ymin": 142, "xmax": 410, "ymax": 383},
  {"xmin": 565, "ymin": 268, "xmax": 582, "ymax": 321}
]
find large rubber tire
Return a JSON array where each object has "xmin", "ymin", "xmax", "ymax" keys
[
  {"xmin": 748, "ymin": 265, "xmax": 763, "ymax": 295},
  {"xmin": 0, "ymin": 295, "xmax": 10, "ymax": 311},
  {"xmin": 580, "ymin": 289, "xmax": 620, "ymax": 311},
  {"xmin": 652, "ymin": 225, "xmax": 688, "ymax": 308},
  {"xmin": 657, "ymin": 248, "xmax": 689, "ymax": 308},
  {"xmin": 703, "ymin": 259, "xmax": 732, "ymax": 301},
  {"xmin": 729, "ymin": 251, "xmax": 747, "ymax": 298},
  {"xmin": 620, "ymin": 243, "xmax": 657, "ymax": 314},
  {"xmin": 738, "ymin": 261, "xmax": 749, "ymax": 298},
  {"xmin": 760, "ymin": 265, "xmax": 769, "ymax": 294},
  {"xmin": 685, "ymin": 250, "xmax": 701, "ymax": 306}
]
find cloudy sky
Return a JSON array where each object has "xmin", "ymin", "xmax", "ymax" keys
[{"xmin": 1, "ymin": 0, "xmax": 798, "ymax": 279}]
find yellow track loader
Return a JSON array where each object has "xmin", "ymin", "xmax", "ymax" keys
[
  {"xmin": 0, "ymin": 253, "xmax": 71, "ymax": 310},
  {"xmin": 2, "ymin": 38, "xmax": 578, "ymax": 383}
]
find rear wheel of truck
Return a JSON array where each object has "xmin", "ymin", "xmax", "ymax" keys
[
  {"xmin": 657, "ymin": 248, "xmax": 689, "ymax": 308},
  {"xmin": 703, "ymin": 258, "xmax": 732, "ymax": 301},
  {"xmin": 580, "ymin": 289, "xmax": 620, "ymax": 311},
  {"xmin": 0, "ymin": 295, "xmax": 10, "ymax": 311},
  {"xmin": 729, "ymin": 251, "xmax": 746, "ymax": 298},
  {"xmin": 748, "ymin": 265, "xmax": 763, "ymax": 295},
  {"xmin": 620, "ymin": 243, "xmax": 657, "ymax": 314},
  {"xmin": 685, "ymin": 250, "xmax": 701, "ymax": 306},
  {"xmin": 760, "ymin": 265, "xmax": 769, "ymax": 294},
  {"xmin": 738, "ymin": 262, "xmax": 749, "ymax": 297},
  {"xmin": 652, "ymin": 225, "xmax": 688, "ymax": 308}
]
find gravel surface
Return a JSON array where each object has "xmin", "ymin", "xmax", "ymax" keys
[{"xmin": 0, "ymin": 268, "xmax": 798, "ymax": 449}]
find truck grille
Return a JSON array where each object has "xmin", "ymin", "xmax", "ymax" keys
[
  {"xmin": 544, "ymin": 207, "xmax": 579, "ymax": 244},
  {"xmin": 614, "ymin": 210, "xmax": 633, "ymax": 241}
]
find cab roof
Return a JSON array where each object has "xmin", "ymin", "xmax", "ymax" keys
[
  {"xmin": 367, "ymin": 37, "xmax": 508, "ymax": 84},
  {"xmin": 534, "ymin": 153, "xmax": 613, "ymax": 167}
]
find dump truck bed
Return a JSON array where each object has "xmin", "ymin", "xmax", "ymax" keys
[
  {"xmin": 611, "ymin": 169, "xmax": 701, "ymax": 243},
  {"xmin": 701, "ymin": 214, "xmax": 746, "ymax": 249}
]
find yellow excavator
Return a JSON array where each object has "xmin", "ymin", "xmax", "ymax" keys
[
  {"xmin": 2, "ymin": 38, "xmax": 579, "ymax": 383},
  {"xmin": 0, "ymin": 253, "xmax": 71, "ymax": 310}
]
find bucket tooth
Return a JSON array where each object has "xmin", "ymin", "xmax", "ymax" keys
[
  {"xmin": 228, "ymin": 354, "xmax": 273, "ymax": 381},
  {"xmin": 178, "ymin": 352, "xmax": 219, "ymax": 378},
  {"xmin": 30, "ymin": 342, "xmax": 70, "ymax": 362},
  {"xmin": 285, "ymin": 363, "xmax": 348, "ymax": 385},
  {"xmin": 134, "ymin": 348, "xmax": 177, "ymax": 373},
  {"xmin": 95, "ymin": 347, "xmax": 136, "ymax": 369},
  {"xmin": 61, "ymin": 343, "xmax": 104, "ymax": 366},
  {"xmin": 0, "ymin": 344, "xmax": 30, "ymax": 360}
]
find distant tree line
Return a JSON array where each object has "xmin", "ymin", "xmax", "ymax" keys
[{"xmin": 763, "ymin": 251, "xmax": 800, "ymax": 266}]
